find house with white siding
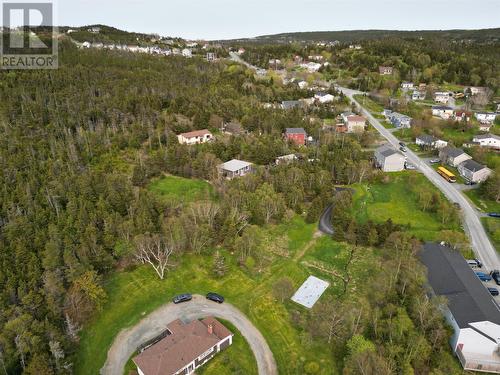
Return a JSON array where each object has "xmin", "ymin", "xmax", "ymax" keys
[
  {"xmin": 439, "ymin": 147, "xmax": 472, "ymax": 167},
  {"xmin": 218, "ymin": 159, "xmax": 253, "ymax": 179},
  {"xmin": 458, "ymin": 160, "xmax": 491, "ymax": 183},
  {"xmin": 434, "ymin": 91, "xmax": 452, "ymax": 104},
  {"xmin": 177, "ymin": 129, "xmax": 213, "ymax": 145},
  {"xmin": 475, "ymin": 112, "xmax": 497, "ymax": 124},
  {"xmin": 420, "ymin": 243, "xmax": 500, "ymax": 374},
  {"xmin": 374, "ymin": 144, "xmax": 405, "ymax": 172},
  {"xmin": 432, "ymin": 105, "xmax": 454, "ymax": 120},
  {"xmin": 472, "ymin": 134, "xmax": 500, "ymax": 150}
]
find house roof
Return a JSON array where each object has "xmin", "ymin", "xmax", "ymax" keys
[
  {"xmin": 285, "ymin": 127, "xmax": 307, "ymax": 135},
  {"xmin": 133, "ymin": 317, "xmax": 232, "ymax": 375},
  {"xmin": 419, "ymin": 243, "xmax": 500, "ymax": 329},
  {"xmin": 346, "ymin": 115, "xmax": 365, "ymax": 122},
  {"xmin": 375, "ymin": 144, "xmax": 402, "ymax": 158},
  {"xmin": 416, "ymin": 134, "xmax": 437, "ymax": 144},
  {"xmin": 441, "ymin": 146, "xmax": 467, "ymax": 159},
  {"xmin": 432, "ymin": 105, "xmax": 453, "ymax": 111},
  {"xmin": 220, "ymin": 159, "xmax": 252, "ymax": 172},
  {"xmin": 179, "ymin": 129, "xmax": 212, "ymax": 139},
  {"xmin": 473, "ymin": 133, "xmax": 500, "ymax": 141},
  {"xmin": 281, "ymin": 100, "xmax": 300, "ymax": 109},
  {"xmin": 224, "ymin": 121, "xmax": 244, "ymax": 135},
  {"xmin": 460, "ymin": 159, "xmax": 487, "ymax": 173}
]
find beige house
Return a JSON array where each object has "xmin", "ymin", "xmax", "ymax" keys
[
  {"xmin": 439, "ymin": 147, "xmax": 472, "ymax": 167},
  {"xmin": 177, "ymin": 129, "xmax": 213, "ymax": 145},
  {"xmin": 374, "ymin": 144, "xmax": 406, "ymax": 172},
  {"xmin": 341, "ymin": 113, "xmax": 366, "ymax": 133},
  {"xmin": 133, "ymin": 317, "xmax": 233, "ymax": 375},
  {"xmin": 458, "ymin": 160, "xmax": 492, "ymax": 183}
]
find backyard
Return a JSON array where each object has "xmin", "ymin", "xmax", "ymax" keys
[
  {"xmin": 74, "ymin": 172, "xmax": 462, "ymax": 375},
  {"xmin": 148, "ymin": 175, "xmax": 215, "ymax": 203},
  {"xmin": 74, "ymin": 215, "xmax": 352, "ymax": 375},
  {"xmin": 352, "ymin": 172, "xmax": 462, "ymax": 241}
]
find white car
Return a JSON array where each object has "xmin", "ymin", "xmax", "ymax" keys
[
  {"xmin": 429, "ymin": 159, "xmax": 440, "ymax": 164},
  {"xmin": 405, "ymin": 163, "xmax": 416, "ymax": 170}
]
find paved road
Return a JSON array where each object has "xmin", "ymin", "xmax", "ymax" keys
[
  {"xmin": 319, "ymin": 204, "xmax": 334, "ymax": 235},
  {"xmin": 337, "ymin": 86, "xmax": 499, "ymax": 270},
  {"xmin": 101, "ymin": 295, "xmax": 277, "ymax": 375},
  {"xmin": 318, "ymin": 188, "xmax": 353, "ymax": 235}
]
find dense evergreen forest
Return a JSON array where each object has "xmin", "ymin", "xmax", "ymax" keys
[{"xmin": 0, "ymin": 36, "xmax": 472, "ymax": 375}]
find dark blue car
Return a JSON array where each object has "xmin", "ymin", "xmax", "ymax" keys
[
  {"xmin": 476, "ymin": 272, "xmax": 492, "ymax": 282},
  {"xmin": 172, "ymin": 293, "xmax": 192, "ymax": 304},
  {"xmin": 488, "ymin": 213, "xmax": 500, "ymax": 218}
]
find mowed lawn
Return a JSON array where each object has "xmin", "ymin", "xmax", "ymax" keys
[
  {"xmin": 148, "ymin": 175, "xmax": 214, "ymax": 203},
  {"xmin": 74, "ymin": 217, "xmax": 341, "ymax": 375},
  {"xmin": 482, "ymin": 217, "xmax": 500, "ymax": 252},
  {"xmin": 465, "ymin": 189, "xmax": 500, "ymax": 213},
  {"xmin": 197, "ymin": 320, "xmax": 258, "ymax": 375},
  {"xmin": 353, "ymin": 173, "xmax": 460, "ymax": 241}
]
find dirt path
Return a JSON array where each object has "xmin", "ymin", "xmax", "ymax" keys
[{"xmin": 101, "ymin": 295, "xmax": 277, "ymax": 375}]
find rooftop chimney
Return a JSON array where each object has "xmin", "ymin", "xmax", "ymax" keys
[{"xmin": 207, "ymin": 324, "xmax": 213, "ymax": 335}]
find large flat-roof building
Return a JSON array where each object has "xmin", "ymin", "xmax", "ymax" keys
[
  {"xmin": 133, "ymin": 317, "xmax": 233, "ymax": 375},
  {"xmin": 419, "ymin": 243, "xmax": 500, "ymax": 373}
]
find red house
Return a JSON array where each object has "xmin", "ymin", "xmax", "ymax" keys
[{"xmin": 284, "ymin": 128, "xmax": 307, "ymax": 145}]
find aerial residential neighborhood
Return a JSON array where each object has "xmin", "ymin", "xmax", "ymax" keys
[{"xmin": 1, "ymin": 2, "xmax": 500, "ymax": 375}]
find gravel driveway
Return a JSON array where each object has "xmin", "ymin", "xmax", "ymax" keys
[{"xmin": 101, "ymin": 295, "xmax": 277, "ymax": 375}]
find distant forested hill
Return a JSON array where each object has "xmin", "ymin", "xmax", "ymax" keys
[{"xmin": 227, "ymin": 28, "xmax": 500, "ymax": 43}]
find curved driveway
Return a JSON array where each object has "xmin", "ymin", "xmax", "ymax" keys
[
  {"xmin": 338, "ymin": 86, "xmax": 499, "ymax": 269},
  {"xmin": 101, "ymin": 295, "xmax": 277, "ymax": 375}
]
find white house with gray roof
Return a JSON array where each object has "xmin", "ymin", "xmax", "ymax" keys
[
  {"xmin": 439, "ymin": 147, "xmax": 472, "ymax": 167},
  {"xmin": 472, "ymin": 134, "xmax": 500, "ymax": 150},
  {"xmin": 218, "ymin": 159, "xmax": 253, "ymax": 179},
  {"xmin": 457, "ymin": 160, "xmax": 492, "ymax": 183},
  {"xmin": 420, "ymin": 243, "xmax": 500, "ymax": 373},
  {"xmin": 374, "ymin": 144, "xmax": 405, "ymax": 172}
]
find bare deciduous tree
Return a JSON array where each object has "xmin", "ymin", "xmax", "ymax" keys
[{"xmin": 134, "ymin": 233, "xmax": 174, "ymax": 279}]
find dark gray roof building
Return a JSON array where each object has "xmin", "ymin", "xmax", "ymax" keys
[{"xmin": 419, "ymin": 243, "xmax": 500, "ymax": 328}]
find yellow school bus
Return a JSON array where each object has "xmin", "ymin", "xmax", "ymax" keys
[{"xmin": 437, "ymin": 166, "xmax": 457, "ymax": 183}]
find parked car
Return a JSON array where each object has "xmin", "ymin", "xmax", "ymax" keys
[
  {"xmin": 467, "ymin": 259, "xmax": 482, "ymax": 268},
  {"xmin": 399, "ymin": 146, "xmax": 407, "ymax": 153},
  {"xmin": 399, "ymin": 141, "xmax": 406, "ymax": 147},
  {"xmin": 491, "ymin": 270, "xmax": 500, "ymax": 285},
  {"xmin": 488, "ymin": 213, "xmax": 500, "ymax": 218},
  {"xmin": 429, "ymin": 159, "xmax": 440, "ymax": 164},
  {"xmin": 206, "ymin": 292, "xmax": 224, "ymax": 303},
  {"xmin": 475, "ymin": 272, "xmax": 492, "ymax": 282},
  {"xmin": 172, "ymin": 293, "xmax": 192, "ymax": 304},
  {"xmin": 488, "ymin": 287, "xmax": 499, "ymax": 296},
  {"xmin": 405, "ymin": 163, "xmax": 416, "ymax": 170}
]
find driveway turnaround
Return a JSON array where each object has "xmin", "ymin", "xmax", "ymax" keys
[
  {"xmin": 101, "ymin": 295, "xmax": 277, "ymax": 375},
  {"xmin": 337, "ymin": 86, "xmax": 499, "ymax": 270}
]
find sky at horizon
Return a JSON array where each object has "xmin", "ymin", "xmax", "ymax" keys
[{"xmin": 58, "ymin": 0, "xmax": 500, "ymax": 40}]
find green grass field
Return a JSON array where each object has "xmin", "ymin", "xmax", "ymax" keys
[
  {"xmin": 352, "ymin": 173, "xmax": 461, "ymax": 241},
  {"xmin": 465, "ymin": 189, "xmax": 500, "ymax": 213},
  {"xmin": 148, "ymin": 175, "xmax": 214, "ymax": 203},
  {"xmin": 353, "ymin": 94, "xmax": 384, "ymax": 114},
  {"xmin": 482, "ymin": 217, "xmax": 500, "ymax": 252}
]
